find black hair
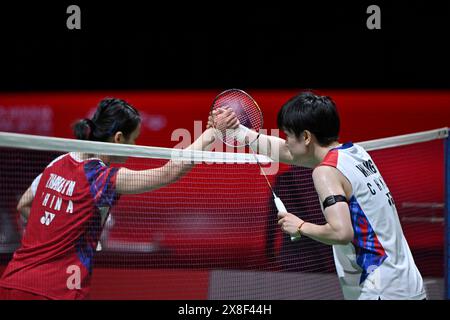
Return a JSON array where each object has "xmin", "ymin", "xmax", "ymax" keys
[
  {"xmin": 73, "ymin": 98, "xmax": 141, "ymax": 142},
  {"xmin": 277, "ymin": 91, "xmax": 340, "ymax": 146}
]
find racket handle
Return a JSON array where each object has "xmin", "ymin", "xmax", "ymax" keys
[
  {"xmin": 274, "ymin": 196, "xmax": 287, "ymax": 212},
  {"xmin": 274, "ymin": 196, "xmax": 301, "ymax": 242}
]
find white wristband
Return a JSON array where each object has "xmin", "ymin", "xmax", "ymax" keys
[{"xmin": 235, "ymin": 124, "xmax": 251, "ymax": 143}]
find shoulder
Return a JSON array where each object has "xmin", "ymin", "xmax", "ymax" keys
[
  {"xmin": 83, "ymin": 158, "xmax": 108, "ymax": 171},
  {"xmin": 46, "ymin": 153, "xmax": 70, "ymax": 169},
  {"xmin": 320, "ymin": 149, "xmax": 339, "ymax": 168},
  {"xmin": 85, "ymin": 158, "xmax": 105, "ymax": 165},
  {"xmin": 312, "ymin": 165, "xmax": 349, "ymax": 194},
  {"xmin": 312, "ymin": 165, "xmax": 341, "ymax": 183},
  {"xmin": 312, "ymin": 166, "xmax": 348, "ymax": 201},
  {"xmin": 83, "ymin": 160, "xmax": 119, "ymax": 184}
]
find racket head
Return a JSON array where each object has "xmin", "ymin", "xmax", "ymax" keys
[{"xmin": 210, "ymin": 89, "xmax": 263, "ymax": 147}]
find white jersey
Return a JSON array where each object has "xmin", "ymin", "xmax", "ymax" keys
[{"xmin": 320, "ymin": 143, "xmax": 426, "ymax": 300}]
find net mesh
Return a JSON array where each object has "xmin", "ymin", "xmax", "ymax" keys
[{"xmin": 0, "ymin": 130, "xmax": 447, "ymax": 299}]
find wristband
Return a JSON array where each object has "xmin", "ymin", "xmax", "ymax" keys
[
  {"xmin": 297, "ymin": 221, "xmax": 306, "ymax": 237},
  {"xmin": 235, "ymin": 124, "xmax": 251, "ymax": 143}
]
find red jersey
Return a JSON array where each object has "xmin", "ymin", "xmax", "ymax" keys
[{"xmin": 0, "ymin": 153, "xmax": 119, "ymax": 299}]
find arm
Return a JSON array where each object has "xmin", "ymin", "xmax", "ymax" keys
[
  {"xmin": 243, "ymin": 128, "xmax": 295, "ymax": 165},
  {"xmin": 17, "ymin": 173, "xmax": 41, "ymax": 225},
  {"xmin": 277, "ymin": 165, "xmax": 354, "ymax": 245},
  {"xmin": 17, "ymin": 186, "xmax": 34, "ymax": 225},
  {"xmin": 116, "ymin": 126, "xmax": 228, "ymax": 194},
  {"xmin": 208, "ymin": 109, "xmax": 295, "ymax": 165}
]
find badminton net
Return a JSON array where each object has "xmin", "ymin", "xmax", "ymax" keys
[{"xmin": 0, "ymin": 128, "xmax": 448, "ymax": 299}]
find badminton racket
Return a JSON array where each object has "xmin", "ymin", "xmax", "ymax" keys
[{"xmin": 210, "ymin": 88, "xmax": 300, "ymax": 241}]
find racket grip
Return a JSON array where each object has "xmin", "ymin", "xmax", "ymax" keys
[
  {"xmin": 274, "ymin": 196, "xmax": 301, "ymax": 242},
  {"xmin": 274, "ymin": 196, "xmax": 287, "ymax": 212}
]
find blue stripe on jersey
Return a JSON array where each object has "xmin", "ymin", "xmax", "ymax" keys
[
  {"xmin": 84, "ymin": 161, "xmax": 119, "ymax": 208},
  {"xmin": 349, "ymin": 195, "xmax": 388, "ymax": 284},
  {"xmin": 75, "ymin": 209, "xmax": 103, "ymax": 274},
  {"xmin": 332, "ymin": 142, "xmax": 353, "ymax": 150},
  {"xmin": 75, "ymin": 236, "xmax": 94, "ymax": 274}
]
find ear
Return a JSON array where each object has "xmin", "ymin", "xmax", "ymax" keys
[
  {"xmin": 303, "ymin": 130, "xmax": 312, "ymax": 146},
  {"xmin": 113, "ymin": 131, "xmax": 125, "ymax": 143}
]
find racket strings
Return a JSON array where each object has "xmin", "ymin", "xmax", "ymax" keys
[
  {"xmin": 211, "ymin": 88, "xmax": 277, "ymax": 197},
  {"xmin": 211, "ymin": 89, "xmax": 263, "ymax": 147},
  {"xmin": 248, "ymin": 144, "xmax": 276, "ymax": 197}
]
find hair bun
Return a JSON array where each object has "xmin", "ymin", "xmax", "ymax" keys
[{"xmin": 74, "ymin": 118, "xmax": 95, "ymax": 140}]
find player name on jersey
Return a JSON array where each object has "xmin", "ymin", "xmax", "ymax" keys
[
  {"xmin": 355, "ymin": 159, "xmax": 377, "ymax": 177},
  {"xmin": 41, "ymin": 173, "xmax": 76, "ymax": 216},
  {"xmin": 45, "ymin": 173, "xmax": 76, "ymax": 196}
]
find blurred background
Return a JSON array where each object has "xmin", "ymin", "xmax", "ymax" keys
[{"xmin": 0, "ymin": 1, "xmax": 449, "ymax": 299}]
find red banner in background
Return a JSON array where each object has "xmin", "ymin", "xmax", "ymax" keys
[
  {"xmin": 1, "ymin": 90, "xmax": 449, "ymax": 146},
  {"xmin": 1, "ymin": 90, "xmax": 449, "ymax": 281}
]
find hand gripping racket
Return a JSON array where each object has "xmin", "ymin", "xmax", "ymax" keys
[{"xmin": 210, "ymin": 89, "xmax": 300, "ymax": 241}]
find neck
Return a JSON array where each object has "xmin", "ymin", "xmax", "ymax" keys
[
  {"xmin": 311, "ymin": 141, "xmax": 340, "ymax": 167},
  {"xmin": 73, "ymin": 152, "xmax": 110, "ymax": 165}
]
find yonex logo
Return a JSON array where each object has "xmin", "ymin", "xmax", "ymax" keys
[{"xmin": 40, "ymin": 211, "xmax": 56, "ymax": 226}]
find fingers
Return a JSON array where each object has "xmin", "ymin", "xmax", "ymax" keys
[
  {"xmin": 229, "ymin": 119, "xmax": 239, "ymax": 129},
  {"xmin": 277, "ymin": 211, "xmax": 289, "ymax": 225},
  {"xmin": 277, "ymin": 212, "xmax": 288, "ymax": 231},
  {"xmin": 209, "ymin": 108, "xmax": 225, "ymax": 127},
  {"xmin": 221, "ymin": 108, "xmax": 234, "ymax": 118},
  {"xmin": 277, "ymin": 211, "xmax": 287, "ymax": 219},
  {"xmin": 208, "ymin": 108, "xmax": 226, "ymax": 129},
  {"xmin": 222, "ymin": 109, "xmax": 238, "ymax": 123},
  {"xmin": 278, "ymin": 218, "xmax": 289, "ymax": 233},
  {"xmin": 215, "ymin": 109, "xmax": 238, "ymax": 125},
  {"xmin": 212, "ymin": 107, "xmax": 234, "ymax": 121},
  {"xmin": 206, "ymin": 114, "xmax": 214, "ymax": 129},
  {"xmin": 214, "ymin": 107, "xmax": 228, "ymax": 115},
  {"xmin": 209, "ymin": 106, "xmax": 242, "ymax": 133},
  {"xmin": 222, "ymin": 112, "xmax": 236, "ymax": 124}
]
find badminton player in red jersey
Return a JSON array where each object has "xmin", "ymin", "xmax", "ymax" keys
[{"xmin": 0, "ymin": 98, "xmax": 238, "ymax": 300}]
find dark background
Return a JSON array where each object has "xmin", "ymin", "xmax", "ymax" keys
[{"xmin": 0, "ymin": 1, "xmax": 449, "ymax": 91}]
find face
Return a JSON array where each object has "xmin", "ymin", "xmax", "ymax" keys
[
  {"xmin": 111, "ymin": 123, "xmax": 141, "ymax": 163},
  {"xmin": 283, "ymin": 129, "xmax": 311, "ymax": 167},
  {"xmin": 121, "ymin": 123, "xmax": 141, "ymax": 145}
]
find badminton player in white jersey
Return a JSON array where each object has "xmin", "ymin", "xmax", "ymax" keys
[{"xmin": 212, "ymin": 91, "xmax": 426, "ymax": 300}]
